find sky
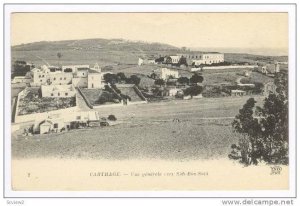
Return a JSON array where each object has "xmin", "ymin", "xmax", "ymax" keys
[{"xmin": 11, "ymin": 13, "xmax": 288, "ymax": 55}]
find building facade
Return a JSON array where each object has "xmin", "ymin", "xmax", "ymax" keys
[
  {"xmin": 41, "ymin": 84, "xmax": 76, "ymax": 97},
  {"xmin": 192, "ymin": 53, "xmax": 224, "ymax": 66}
]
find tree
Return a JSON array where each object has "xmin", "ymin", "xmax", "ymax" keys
[
  {"xmin": 190, "ymin": 73, "xmax": 204, "ymax": 84},
  {"xmin": 184, "ymin": 85, "xmax": 203, "ymax": 97},
  {"xmin": 57, "ymin": 52, "xmax": 63, "ymax": 66},
  {"xmin": 126, "ymin": 75, "xmax": 140, "ymax": 86},
  {"xmin": 103, "ymin": 73, "xmax": 118, "ymax": 84},
  {"xmin": 231, "ymin": 73, "xmax": 289, "ymax": 165},
  {"xmin": 177, "ymin": 56, "xmax": 188, "ymax": 67},
  {"xmin": 256, "ymin": 73, "xmax": 288, "ymax": 164},
  {"xmin": 232, "ymin": 98, "xmax": 262, "ymax": 165},
  {"xmin": 154, "ymin": 79, "xmax": 165, "ymax": 87},
  {"xmin": 117, "ymin": 72, "xmax": 126, "ymax": 81},
  {"xmin": 177, "ymin": 77, "xmax": 190, "ymax": 85}
]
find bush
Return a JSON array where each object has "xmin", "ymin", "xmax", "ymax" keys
[
  {"xmin": 190, "ymin": 73, "xmax": 204, "ymax": 84},
  {"xmin": 184, "ymin": 85, "xmax": 203, "ymax": 96},
  {"xmin": 108, "ymin": 115, "xmax": 117, "ymax": 121}
]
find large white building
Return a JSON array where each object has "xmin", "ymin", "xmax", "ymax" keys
[{"xmin": 192, "ymin": 53, "xmax": 224, "ymax": 66}]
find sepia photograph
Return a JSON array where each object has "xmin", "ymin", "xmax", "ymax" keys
[{"xmin": 3, "ymin": 3, "xmax": 297, "ymax": 198}]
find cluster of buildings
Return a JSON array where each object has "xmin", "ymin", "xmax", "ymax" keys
[
  {"xmin": 31, "ymin": 63, "xmax": 105, "ymax": 89},
  {"xmin": 138, "ymin": 52, "xmax": 225, "ymax": 67},
  {"xmin": 34, "ymin": 111, "xmax": 101, "ymax": 134},
  {"xmin": 257, "ymin": 63, "xmax": 280, "ymax": 75},
  {"xmin": 152, "ymin": 67, "xmax": 179, "ymax": 80}
]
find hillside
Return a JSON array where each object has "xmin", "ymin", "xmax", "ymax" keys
[
  {"xmin": 11, "ymin": 38, "xmax": 180, "ymax": 67},
  {"xmin": 12, "ymin": 38, "xmax": 179, "ymax": 52},
  {"xmin": 11, "ymin": 38, "xmax": 288, "ymax": 72}
]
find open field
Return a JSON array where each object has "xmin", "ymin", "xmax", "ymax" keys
[
  {"xmin": 12, "ymin": 96, "xmax": 266, "ymax": 160},
  {"xmin": 202, "ymin": 71, "xmax": 242, "ymax": 85},
  {"xmin": 240, "ymin": 71, "xmax": 274, "ymax": 84}
]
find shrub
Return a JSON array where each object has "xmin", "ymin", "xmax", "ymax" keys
[{"xmin": 108, "ymin": 115, "xmax": 117, "ymax": 121}]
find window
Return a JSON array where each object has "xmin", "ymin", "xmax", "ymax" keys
[
  {"xmin": 65, "ymin": 93, "xmax": 68, "ymax": 96},
  {"xmin": 54, "ymin": 78, "xmax": 56, "ymax": 80},
  {"xmin": 60, "ymin": 77, "xmax": 62, "ymax": 80},
  {"xmin": 82, "ymin": 73, "xmax": 84, "ymax": 75},
  {"xmin": 54, "ymin": 123, "xmax": 58, "ymax": 129},
  {"xmin": 42, "ymin": 75, "xmax": 45, "ymax": 77},
  {"xmin": 58, "ymin": 92, "xmax": 60, "ymax": 96},
  {"xmin": 40, "ymin": 79, "xmax": 42, "ymax": 82},
  {"xmin": 51, "ymin": 93, "xmax": 54, "ymax": 96},
  {"xmin": 39, "ymin": 75, "xmax": 41, "ymax": 78},
  {"xmin": 64, "ymin": 77, "xmax": 66, "ymax": 80},
  {"xmin": 76, "ymin": 116, "xmax": 81, "ymax": 120}
]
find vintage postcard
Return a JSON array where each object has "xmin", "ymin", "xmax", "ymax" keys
[{"xmin": 3, "ymin": 4, "xmax": 296, "ymax": 197}]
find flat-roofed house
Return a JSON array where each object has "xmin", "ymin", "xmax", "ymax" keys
[
  {"xmin": 153, "ymin": 68, "xmax": 179, "ymax": 80},
  {"xmin": 41, "ymin": 84, "xmax": 76, "ymax": 98},
  {"xmin": 12, "ymin": 76, "xmax": 32, "ymax": 84},
  {"xmin": 48, "ymin": 73, "xmax": 73, "ymax": 85}
]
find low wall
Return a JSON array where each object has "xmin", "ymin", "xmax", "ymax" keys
[
  {"xmin": 77, "ymin": 87, "xmax": 93, "ymax": 109},
  {"xmin": 133, "ymin": 85, "xmax": 147, "ymax": 102},
  {"xmin": 191, "ymin": 65, "xmax": 258, "ymax": 71},
  {"xmin": 203, "ymin": 65, "xmax": 258, "ymax": 70},
  {"xmin": 127, "ymin": 100, "xmax": 147, "ymax": 105},
  {"xmin": 93, "ymin": 101, "xmax": 124, "ymax": 109},
  {"xmin": 15, "ymin": 105, "xmax": 79, "ymax": 123}
]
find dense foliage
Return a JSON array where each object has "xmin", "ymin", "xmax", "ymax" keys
[{"xmin": 230, "ymin": 73, "xmax": 288, "ymax": 165}]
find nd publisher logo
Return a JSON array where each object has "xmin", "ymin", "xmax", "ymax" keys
[{"xmin": 270, "ymin": 166, "xmax": 282, "ymax": 175}]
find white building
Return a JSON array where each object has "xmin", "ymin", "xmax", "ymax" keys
[
  {"xmin": 12, "ymin": 76, "xmax": 32, "ymax": 84},
  {"xmin": 41, "ymin": 84, "xmax": 76, "ymax": 97},
  {"xmin": 88, "ymin": 71, "xmax": 103, "ymax": 89},
  {"xmin": 166, "ymin": 56, "xmax": 181, "ymax": 64},
  {"xmin": 153, "ymin": 68, "xmax": 179, "ymax": 80},
  {"xmin": 32, "ymin": 64, "xmax": 104, "ymax": 89},
  {"xmin": 192, "ymin": 53, "xmax": 224, "ymax": 66},
  {"xmin": 34, "ymin": 111, "xmax": 100, "ymax": 134},
  {"xmin": 138, "ymin": 58, "xmax": 156, "ymax": 66}
]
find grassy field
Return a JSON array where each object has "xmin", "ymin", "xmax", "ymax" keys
[
  {"xmin": 12, "ymin": 96, "xmax": 266, "ymax": 160},
  {"xmin": 240, "ymin": 71, "xmax": 274, "ymax": 84},
  {"xmin": 202, "ymin": 71, "xmax": 242, "ymax": 85}
]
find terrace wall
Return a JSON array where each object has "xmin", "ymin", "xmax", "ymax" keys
[
  {"xmin": 15, "ymin": 89, "xmax": 78, "ymax": 123},
  {"xmin": 77, "ymin": 87, "xmax": 93, "ymax": 109}
]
